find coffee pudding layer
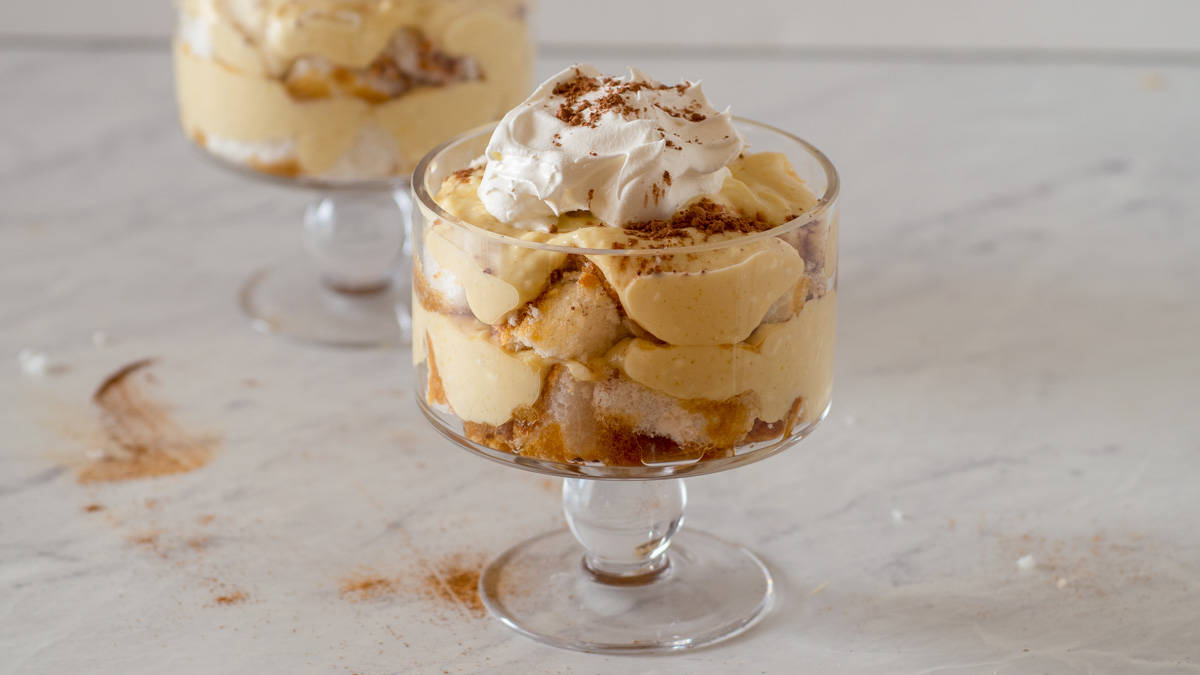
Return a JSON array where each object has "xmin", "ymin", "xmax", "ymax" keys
[
  {"xmin": 174, "ymin": 0, "xmax": 533, "ymax": 180},
  {"xmin": 413, "ymin": 65, "xmax": 837, "ymax": 467}
]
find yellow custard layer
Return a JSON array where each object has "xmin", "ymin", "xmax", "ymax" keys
[
  {"xmin": 415, "ymin": 151, "xmax": 837, "ymax": 433},
  {"xmin": 174, "ymin": 0, "xmax": 532, "ymax": 177},
  {"xmin": 419, "ymin": 292, "xmax": 836, "ymax": 427},
  {"xmin": 427, "ymin": 152, "xmax": 818, "ymax": 342}
]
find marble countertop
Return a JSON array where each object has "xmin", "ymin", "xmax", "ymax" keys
[{"xmin": 2, "ymin": 45, "xmax": 1198, "ymax": 674}]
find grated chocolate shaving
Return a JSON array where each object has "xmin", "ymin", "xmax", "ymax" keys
[
  {"xmin": 449, "ymin": 166, "xmax": 481, "ymax": 184},
  {"xmin": 623, "ymin": 199, "xmax": 774, "ymax": 239},
  {"xmin": 551, "ymin": 70, "xmax": 703, "ymax": 129}
]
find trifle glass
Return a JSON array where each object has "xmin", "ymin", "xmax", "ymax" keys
[
  {"xmin": 411, "ymin": 66, "xmax": 838, "ymax": 652},
  {"xmin": 172, "ymin": 0, "xmax": 534, "ymax": 346}
]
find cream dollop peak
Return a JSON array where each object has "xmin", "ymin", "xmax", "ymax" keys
[{"xmin": 478, "ymin": 64, "xmax": 745, "ymax": 230}]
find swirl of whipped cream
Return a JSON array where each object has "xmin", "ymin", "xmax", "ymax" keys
[{"xmin": 478, "ymin": 64, "xmax": 745, "ymax": 230}]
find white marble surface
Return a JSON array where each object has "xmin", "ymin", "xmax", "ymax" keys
[{"xmin": 2, "ymin": 46, "xmax": 1199, "ymax": 674}]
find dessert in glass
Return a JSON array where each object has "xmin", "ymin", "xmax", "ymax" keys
[
  {"xmin": 412, "ymin": 65, "xmax": 838, "ymax": 652},
  {"xmin": 173, "ymin": 0, "xmax": 534, "ymax": 346}
]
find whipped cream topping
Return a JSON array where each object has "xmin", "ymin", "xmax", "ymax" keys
[{"xmin": 478, "ymin": 64, "xmax": 745, "ymax": 230}]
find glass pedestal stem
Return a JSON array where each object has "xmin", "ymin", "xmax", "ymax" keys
[
  {"xmin": 238, "ymin": 186, "xmax": 412, "ymax": 347},
  {"xmin": 563, "ymin": 478, "xmax": 686, "ymax": 584},
  {"xmin": 479, "ymin": 476, "xmax": 772, "ymax": 653},
  {"xmin": 302, "ymin": 187, "xmax": 409, "ymax": 293}
]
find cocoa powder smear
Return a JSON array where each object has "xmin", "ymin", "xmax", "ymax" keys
[{"xmin": 78, "ymin": 359, "xmax": 214, "ymax": 483}]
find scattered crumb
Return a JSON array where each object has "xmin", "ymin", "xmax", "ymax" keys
[
  {"xmin": 336, "ymin": 554, "xmax": 487, "ymax": 617},
  {"xmin": 18, "ymin": 348, "xmax": 53, "ymax": 376},
  {"xmin": 197, "ymin": 514, "xmax": 215, "ymax": 526},
  {"xmin": 421, "ymin": 555, "xmax": 486, "ymax": 617},
  {"xmin": 214, "ymin": 590, "xmax": 247, "ymax": 605},
  {"xmin": 809, "ymin": 581, "xmax": 831, "ymax": 596},
  {"xmin": 890, "ymin": 508, "xmax": 905, "ymax": 524},
  {"xmin": 998, "ymin": 530, "xmax": 1153, "ymax": 597},
  {"xmin": 128, "ymin": 531, "xmax": 165, "ymax": 557},
  {"xmin": 129, "ymin": 532, "xmax": 159, "ymax": 546},
  {"xmin": 83, "ymin": 504, "xmax": 105, "ymax": 513},
  {"xmin": 339, "ymin": 573, "xmax": 401, "ymax": 602},
  {"xmin": 187, "ymin": 536, "xmax": 211, "ymax": 551}
]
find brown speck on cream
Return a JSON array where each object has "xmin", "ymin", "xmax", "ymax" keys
[{"xmin": 624, "ymin": 199, "xmax": 774, "ymax": 239}]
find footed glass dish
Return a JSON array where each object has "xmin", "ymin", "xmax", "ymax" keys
[{"xmin": 411, "ymin": 118, "xmax": 839, "ymax": 652}]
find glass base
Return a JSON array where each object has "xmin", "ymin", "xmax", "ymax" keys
[
  {"xmin": 239, "ymin": 258, "xmax": 411, "ymax": 348},
  {"xmin": 480, "ymin": 529, "xmax": 773, "ymax": 654}
]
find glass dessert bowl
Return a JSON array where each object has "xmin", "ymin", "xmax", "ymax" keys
[
  {"xmin": 172, "ymin": 0, "xmax": 534, "ymax": 346},
  {"xmin": 411, "ymin": 66, "xmax": 838, "ymax": 652}
]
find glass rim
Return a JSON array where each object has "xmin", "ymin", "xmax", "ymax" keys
[{"xmin": 410, "ymin": 116, "xmax": 840, "ymax": 257}]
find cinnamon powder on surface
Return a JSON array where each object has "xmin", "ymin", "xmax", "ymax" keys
[
  {"xmin": 214, "ymin": 590, "xmax": 247, "ymax": 605},
  {"xmin": 337, "ymin": 554, "xmax": 487, "ymax": 618},
  {"xmin": 420, "ymin": 554, "xmax": 486, "ymax": 617},
  {"xmin": 77, "ymin": 359, "xmax": 215, "ymax": 483},
  {"xmin": 340, "ymin": 572, "xmax": 402, "ymax": 602}
]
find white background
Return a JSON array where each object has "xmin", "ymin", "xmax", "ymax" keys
[{"xmin": 2, "ymin": 0, "xmax": 1199, "ymax": 53}]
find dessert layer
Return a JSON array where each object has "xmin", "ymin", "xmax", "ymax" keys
[
  {"xmin": 416, "ymin": 287, "xmax": 834, "ymax": 430},
  {"xmin": 174, "ymin": 0, "xmax": 531, "ymax": 178},
  {"xmin": 424, "ymin": 312, "xmax": 547, "ymax": 426},
  {"xmin": 179, "ymin": 0, "xmax": 528, "ymax": 74},
  {"xmin": 177, "ymin": 45, "xmax": 519, "ymax": 176},
  {"xmin": 427, "ymin": 155, "xmax": 819, "ymax": 339},
  {"xmin": 615, "ymin": 293, "xmax": 835, "ymax": 424}
]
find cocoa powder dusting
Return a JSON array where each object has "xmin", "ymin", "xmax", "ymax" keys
[
  {"xmin": 421, "ymin": 555, "xmax": 486, "ymax": 617},
  {"xmin": 449, "ymin": 166, "xmax": 480, "ymax": 184},
  {"xmin": 552, "ymin": 70, "xmax": 701, "ymax": 129},
  {"xmin": 78, "ymin": 359, "xmax": 215, "ymax": 483},
  {"xmin": 340, "ymin": 573, "xmax": 401, "ymax": 602},
  {"xmin": 624, "ymin": 198, "xmax": 773, "ymax": 239},
  {"xmin": 337, "ymin": 554, "xmax": 487, "ymax": 618},
  {"xmin": 552, "ymin": 69, "xmax": 602, "ymax": 125}
]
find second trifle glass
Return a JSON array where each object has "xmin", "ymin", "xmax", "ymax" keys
[
  {"xmin": 172, "ymin": 0, "xmax": 534, "ymax": 346},
  {"xmin": 411, "ymin": 116, "xmax": 839, "ymax": 652}
]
